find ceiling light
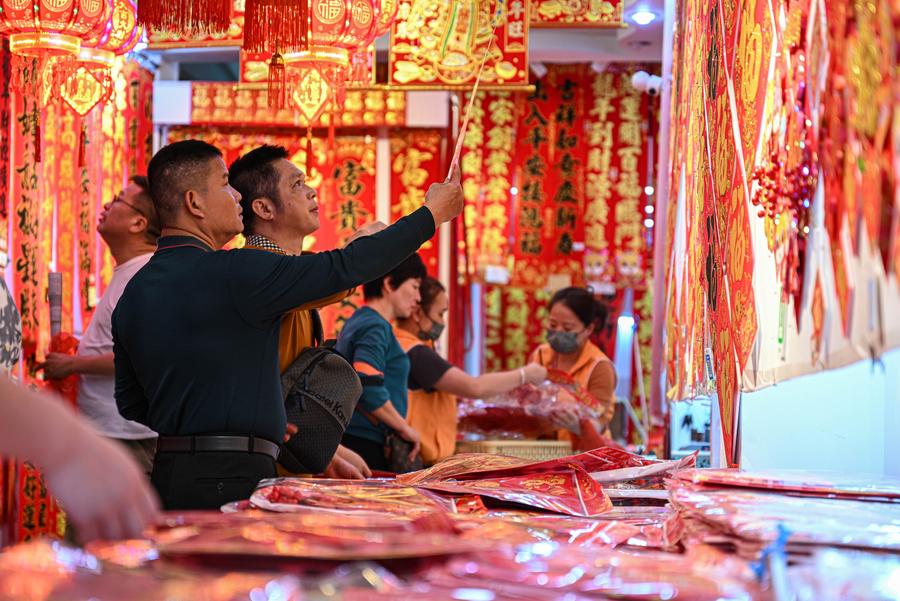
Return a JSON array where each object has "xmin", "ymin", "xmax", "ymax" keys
[{"xmin": 630, "ymin": 9, "xmax": 657, "ymax": 25}]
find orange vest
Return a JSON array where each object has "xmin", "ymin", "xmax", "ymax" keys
[
  {"xmin": 531, "ymin": 341, "xmax": 616, "ymax": 439},
  {"xmin": 394, "ymin": 326, "xmax": 458, "ymax": 465}
]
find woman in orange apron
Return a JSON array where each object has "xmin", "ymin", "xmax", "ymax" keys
[
  {"xmin": 395, "ymin": 277, "xmax": 547, "ymax": 465},
  {"xmin": 530, "ymin": 287, "xmax": 618, "ymax": 450}
]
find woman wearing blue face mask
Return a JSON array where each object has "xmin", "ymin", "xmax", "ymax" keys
[
  {"xmin": 395, "ymin": 277, "xmax": 547, "ymax": 464},
  {"xmin": 530, "ymin": 287, "xmax": 618, "ymax": 446}
]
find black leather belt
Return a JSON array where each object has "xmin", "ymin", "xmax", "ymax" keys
[{"xmin": 156, "ymin": 436, "xmax": 280, "ymax": 461}]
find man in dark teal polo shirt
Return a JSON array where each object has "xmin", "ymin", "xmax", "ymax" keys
[{"xmin": 113, "ymin": 140, "xmax": 462, "ymax": 509}]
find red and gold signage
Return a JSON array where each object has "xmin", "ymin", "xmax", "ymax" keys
[
  {"xmin": 483, "ymin": 284, "xmax": 550, "ymax": 371},
  {"xmin": 584, "ymin": 65, "xmax": 651, "ymax": 289},
  {"xmin": 390, "ymin": 0, "xmax": 529, "ymax": 88},
  {"xmin": 0, "ymin": 44, "xmax": 9, "ymax": 260},
  {"xmin": 191, "ymin": 83, "xmax": 406, "ymax": 128},
  {"xmin": 530, "ymin": 0, "xmax": 623, "ymax": 27},
  {"xmin": 390, "ymin": 130, "xmax": 443, "ymax": 274},
  {"xmin": 459, "ymin": 90, "xmax": 487, "ymax": 281}
]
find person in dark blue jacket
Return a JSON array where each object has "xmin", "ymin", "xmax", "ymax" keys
[{"xmin": 113, "ymin": 140, "xmax": 463, "ymax": 509}]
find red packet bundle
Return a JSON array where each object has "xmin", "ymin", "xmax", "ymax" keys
[
  {"xmin": 454, "ymin": 507, "xmax": 678, "ymax": 550},
  {"xmin": 457, "ymin": 372, "xmax": 601, "ymax": 440},
  {"xmin": 0, "ymin": 540, "xmax": 305, "ymax": 601},
  {"xmin": 419, "ymin": 468, "xmax": 613, "ymax": 517},
  {"xmin": 152, "ymin": 511, "xmax": 479, "ymax": 563},
  {"xmin": 674, "ymin": 468, "xmax": 900, "ymax": 501},
  {"xmin": 250, "ymin": 478, "xmax": 450, "ymax": 518},
  {"xmin": 420, "ymin": 542, "xmax": 767, "ymax": 601},
  {"xmin": 399, "ymin": 447, "xmax": 653, "ymax": 486},
  {"xmin": 669, "ymin": 480, "xmax": 900, "ymax": 558}
]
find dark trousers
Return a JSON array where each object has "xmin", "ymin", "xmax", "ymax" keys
[
  {"xmin": 341, "ymin": 434, "xmax": 389, "ymax": 472},
  {"xmin": 151, "ymin": 450, "xmax": 277, "ymax": 510}
]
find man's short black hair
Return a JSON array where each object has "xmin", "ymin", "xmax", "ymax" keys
[
  {"xmin": 363, "ymin": 253, "xmax": 427, "ymax": 301},
  {"xmin": 128, "ymin": 175, "xmax": 161, "ymax": 242},
  {"xmin": 147, "ymin": 140, "xmax": 222, "ymax": 225},
  {"xmin": 228, "ymin": 145, "xmax": 289, "ymax": 234}
]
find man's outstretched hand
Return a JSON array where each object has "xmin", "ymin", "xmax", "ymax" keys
[{"xmin": 424, "ymin": 163, "xmax": 463, "ymax": 227}]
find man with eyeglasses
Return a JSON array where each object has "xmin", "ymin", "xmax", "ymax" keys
[{"xmin": 44, "ymin": 175, "xmax": 160, "ymax": 475}]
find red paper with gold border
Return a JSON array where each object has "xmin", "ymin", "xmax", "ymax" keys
[
  {"xmin": 316, "ymin": 137, "xmax": 377, "ymax": 336},
  {"xmin": 390, "ymin": 130, "xmax": 443, "ymax": 274},
  {"xmin": 530, "ymin": 0, "xmax": 623, "ymax": 26},
  {"xmin": 511, "ymin": 78, "xmax": 551, "ymax": 288},
  {"xmin": 0, "ymin": 43, "xmax": 9, "ymax": 256},
  {"xmin": 389, "ymin": 0, "xmax": 529, "ymax": 88},
  {"xmin": 56, "ymin": 109, "xmax": 78, "ymax": 335},
  {"xmin": 190, "ymin": 83, "xmax": 407, "ymax": 128},
  {"xmin": 483, "ymin": 284, "xmax": 551, "ymax": 371},
  {"xmin": 459, "ymin": 90, "xmax": 487, "ymax": 282}
]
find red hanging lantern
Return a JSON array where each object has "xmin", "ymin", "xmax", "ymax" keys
[
  {"xmin": 61, "ymin": 0, "xmax": 140, "ymax": 116},
  {"xmin": 137, "ymin": 0, "xmax": 232, "ymax": 38},
  {"xmin": 282, "ymin": 0, "xmax": 394, "ymax": 118},
  {"xmin": 0, "ymin": 0, "xmax": 111, "ymax": 58}
]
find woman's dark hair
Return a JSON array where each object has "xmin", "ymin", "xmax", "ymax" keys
[
  {"xmin": 419, "ymin": 276, "xmax": 446, "ymax": 313},
  {"xmin": 363, "ymin": 253, "xmax": 427, "ymax": 300},
  {"xmin": 548, "ymin": 287, "xmax": 609, "ymax": 333}
]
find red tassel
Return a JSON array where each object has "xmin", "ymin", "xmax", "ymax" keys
[
  {"xmin": 306, "ymin": 127, "xmax": 313, "ymax": 177},
  {"xmin": 137, "ymin": 0, "xmax": 232, "ymax": 37},
  {"xmin": 267, "ymin": 51, "xmax": 288, "ymax": 109},
  {"xmin": 77, "ymin": 123, "xmax": 86, "ymax": 167},
  {"xmin": 244, "ymin": 0, "xmax": 310, "ymax": 54},
  {"xmin": 33, "ymin": 115, "xmax": 41, "ymax": 163}
]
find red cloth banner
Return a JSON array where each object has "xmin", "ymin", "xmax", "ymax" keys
[
  {"xmin": 530, "ymin": 0, "xmax": 623, "ymax": 26},
  {"xmin": 389, "ymin": 0, "xmax": 529, "ymax": 88},
  {"xmin": 584, "ymin": 65, "xmax": 653, "ymax": 290},
  {"xmin": 390, "ymin": 129, "xmax": 443, "ymax": 275}
]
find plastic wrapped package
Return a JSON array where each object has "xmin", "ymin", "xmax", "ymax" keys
[
  {"xmin": 674, "ymin": 468, "xmax": 900, "ymax": 501},
  {"xmin": 452, "ymin": 508, "xmax": 679, "ymax": 550},
  {"xmin": 669, "ymin": 481, "xmax": 900, "ymax": 556},
  {"xmin": 789, "ymin": 549, "xmax": 900, "ymax": 601},
  {"xmin": 250, "ymin": 477, "xmax": 454, "ymax": 517},
  {"xmin": 457, "ymin": 372, "xmax": 601, "ymax": 440},
  {"xmin": 399, "ymin": 447, "xmax": 655, "ymax": 486},
  {"xmin": 420, "ymin": 542, "xmax": 769, "ymax": 600},
  {"xmin": 152, "ymin": 510, "xmax": 478, "ymax": 563},
  {"xmin": 0, "ymin": 540, "xmax": 305, "ymax": 601}
]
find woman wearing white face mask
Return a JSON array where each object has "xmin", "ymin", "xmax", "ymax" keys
[
  {"xmin": 530, "ymin": 287, "xmax": 618, "ymax": 446},
  {"xmin": 395, "ymin": 277, "xmax": 547, "ymax": 465}
]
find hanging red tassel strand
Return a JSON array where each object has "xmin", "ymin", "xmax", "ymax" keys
[
  {"xmin": 137, "ymin": 0, "xmax": 233, "ymax": 37},
  {"xmin": 267, "ymin": 50, "xmax": 288, "ymax": 109},
  {"xmin": 305, "ymin": 128, "xmax": 314, "ymax": 178},
  {"xmin": 77, "ymin": 122, "xmax": 86, "ymax": 167},
  {"xmin": 244, "ymin": 0, "xmax": 310, "ymax": 54}
]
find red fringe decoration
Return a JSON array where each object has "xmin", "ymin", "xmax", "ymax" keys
[
  {"xmin": 137, "ymin": 0, "xmax": 233, "ymax": 37},
  {"xmin": 305, "ymin": 127, "xmax": 313, "ymax": 176},
  {"xmin": 267, "ymin": 51, "xmax": 288, "ymax": 109},
  {"xmin": 244, "ymin": 0, "xmax": 310, "ymax": 54},
  {"xmin": 33, "ymin": 115, "xmax": 41, "ymax": 164},
  {"xmin": 77, "ymin": 122, "xmax": 86, "ymax": 167}
]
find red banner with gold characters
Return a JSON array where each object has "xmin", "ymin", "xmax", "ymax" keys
[
  {"xmin": 583, "ymin": 64, "xmax": 653, "ymax": 290},
  {"xmin": 0, "ymin": 42, "xmax": 9, "ymax": 264},
  {"xmin": 168, "ymin": 126, "xmax": 378, "ymax": 338},
  {"xmin": 191, "ymin": 83, "xmax": 407, "ymax": 129},
  {"xmin": 530, "ymin": 0, "xmax": 623, "ymax": 26},
  {"xmin": 483, "ymin": 284, "xmax": 551, "ymax": 372},
  {"xmin": 390, "ymin": 130, "xmax": 443, "ymax": 275},
  {"xmin": 390, "ymin": 0, "xmax": 529, "ymax": 88}
]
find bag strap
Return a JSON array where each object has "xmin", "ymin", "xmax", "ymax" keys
[{"xmin": 310, "ymin": 308, "xmax": 324, "ymax": 347}]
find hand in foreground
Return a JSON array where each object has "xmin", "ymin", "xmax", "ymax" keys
[
  {"xmin": 42, "ymin": 352, "xmax": 76, "ymax": 380},
  {"xmin": 345, "ymin": 221, "xmax": 388, "ymax": 245},
  {"xmin": 398, "ymin": 424, "xmax": 422, "ymax": 461},
  {"xmin": 424, "ymin": 163, "xmax": 464, "ymax": 226},
  {"xmin": 45, "ymin": 430, "xmax": 159, "ymax": 542},
  {"xmin": 322, "ymin": 445, "xmax": 371, "ymax": 479},
  {"xmin": 551, "ymin": 405, "xmax": 582, "ymax": 435},
  {"xmin": 522, "ymin": 363, "xmax": 548, "ymax": 385}
]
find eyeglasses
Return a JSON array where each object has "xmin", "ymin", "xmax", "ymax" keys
[{"xmin": 111, "ymin": 193, "xmax": 146, "ymax": 218}]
